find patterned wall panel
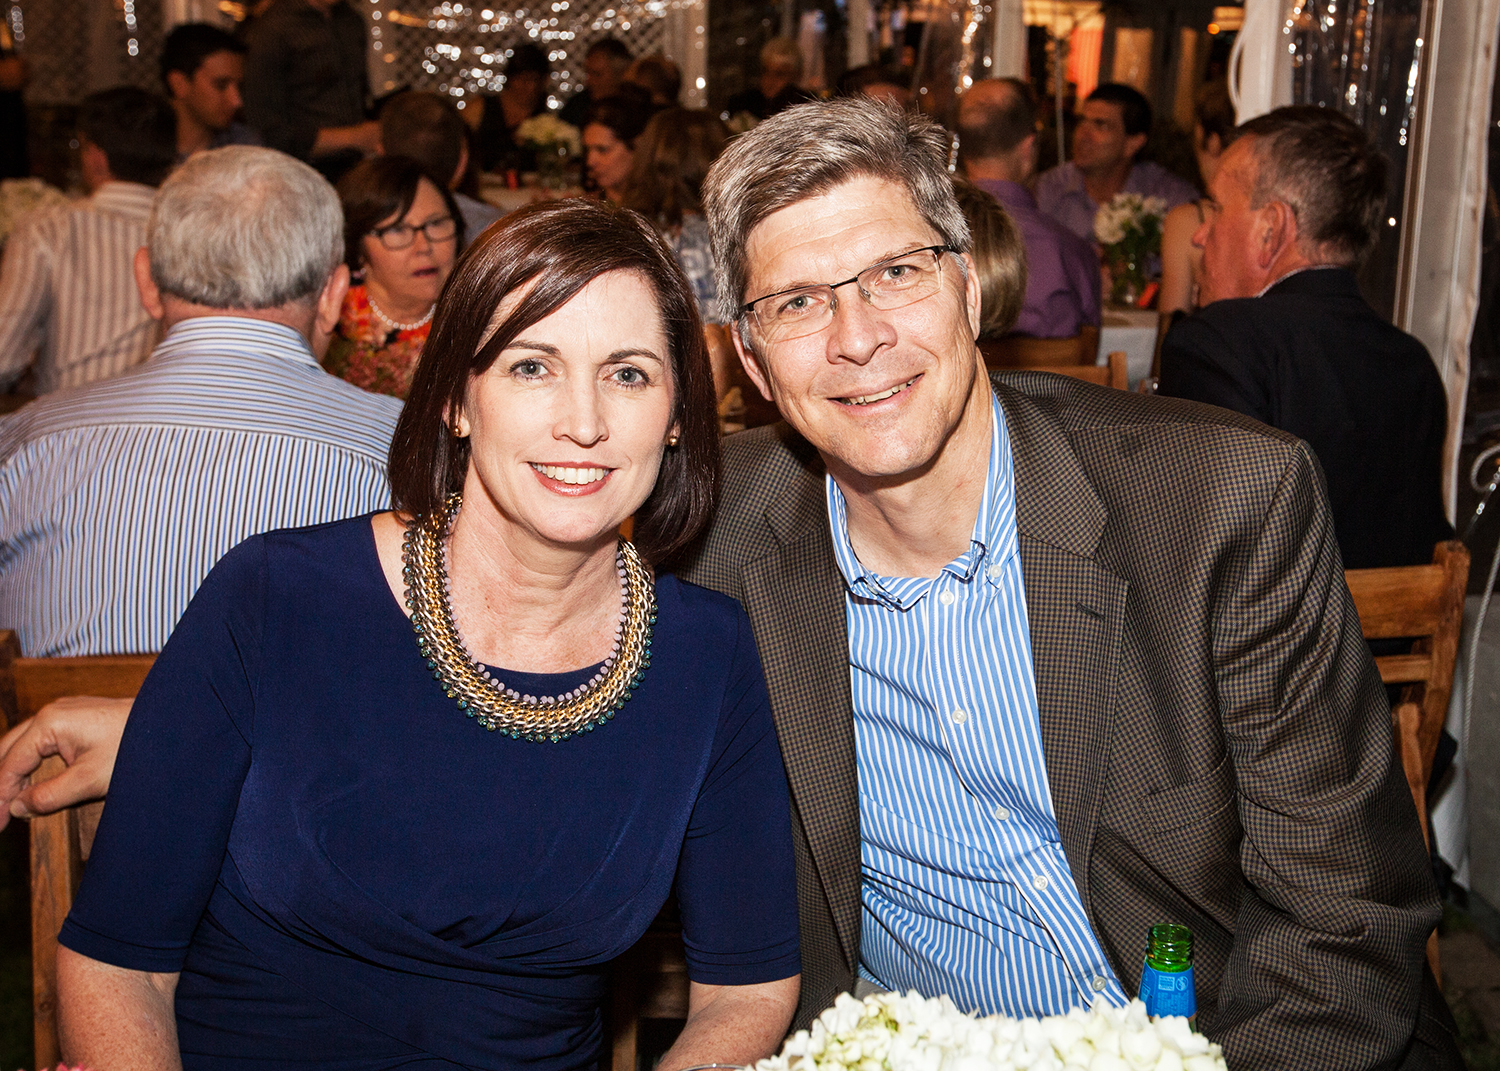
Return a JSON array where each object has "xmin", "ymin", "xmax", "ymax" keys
[
  {"xmin": 365, "ymin": 0, "xmax": 675, "ymax": 107},
  {"xmin": 17, "ymin": 0, "xmax": 166, "ymax": 104},
  {"xmin": 12, "ymin": 0, "xmax": 694, "ymax": 108}
]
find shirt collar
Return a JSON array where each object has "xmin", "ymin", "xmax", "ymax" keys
[
  {"xmin": 826, "ymin": 390, "xmax": 1018, "ymax": 609},
  {"xmin": 1254, "ymin": 262, "xmax": 1343, "ymax": 298},
  {"xmin": 155, "ymin": 316, "xmax": 323, "ymax": 370},
  {"xmin": 90, "ymin": 181, "xmax": 157, "ymax": 218}
]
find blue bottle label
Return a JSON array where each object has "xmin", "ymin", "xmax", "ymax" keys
[{"xmin": 1138, "ymin": 962, "xmax": 1196, "ymax": 1019}]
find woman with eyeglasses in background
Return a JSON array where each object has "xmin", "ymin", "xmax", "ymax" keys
[{"xmin": 326, "ymin": 156, "xmax": 464, "ymax": 399}]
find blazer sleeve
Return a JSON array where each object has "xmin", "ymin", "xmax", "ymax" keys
[{"xmin": 1208, "ymin": 439, "xmax": 1440, "ymax": 1068}]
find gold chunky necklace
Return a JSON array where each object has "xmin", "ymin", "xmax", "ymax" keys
[{"xmin": 403, "ymin": 494, "xmax": 657, "ymax": 742}]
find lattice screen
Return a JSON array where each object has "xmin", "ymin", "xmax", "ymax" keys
[
  {"xmin": 14, "ymin": 0, "xmax": 687, "ymax": 107},
  {"xmin": 366, "ymin": 0, "xmax": 675, "ymax": 105}
]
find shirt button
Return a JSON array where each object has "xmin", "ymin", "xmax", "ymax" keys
[
  {"xmin": 1031, "ymin": 874, "xmax": 1049, "ymax": 890},
  {"xmin": 987, "ymin": 562, "xmax": 1004, "ymax": 579},
  {"xmin": 951, "ymin": 708, "xmax": 968, "ymax": 725},
  {"xmin": 992, "ymin": 805, "xmax": 1010, "ymax": 821},
  {"xmin": 939, "ymin": 590, "xmax": 956, "ymax": 606},
  {"xmin": 1092, "ymin": 976, "xmax": 1108, "ymax": 992}
]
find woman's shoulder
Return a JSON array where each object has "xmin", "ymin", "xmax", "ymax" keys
[
  {"xmin": 656, "ymin": 572, "xmax": 745, "ymax": 616},
  {"xmin": 654, "ymin": 573, "xmax": 752, "ymax": 640},
  {"xmin": 216, "ymin": 514, "xmax": 384, "ymax": 587}
]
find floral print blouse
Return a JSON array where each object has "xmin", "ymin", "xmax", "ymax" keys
[{"xmin": 324, "ymin": 284, "xmax": 432, "ymax": 400}]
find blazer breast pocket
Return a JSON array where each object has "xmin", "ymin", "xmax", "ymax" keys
[{"xmin": 1135, "ymin": 751, "xmax": 1237, "ymax": 834}]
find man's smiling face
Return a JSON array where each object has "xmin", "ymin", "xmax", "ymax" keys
[{"xmin": 733, "ymin": 175, "xmax": 986, "ymax": 485}]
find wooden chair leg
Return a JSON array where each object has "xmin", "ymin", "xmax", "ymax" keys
[
  {"xmin": 611, "ymin": 954, "xmax": 640, "ymax": 1071},
  {"xmin": 1393, "ymin": 701, "xmax": 1431, "ymax": 848},
  {"xmin": 32, "ymin": 756, "xmax": 81, "ymax": 1070}
]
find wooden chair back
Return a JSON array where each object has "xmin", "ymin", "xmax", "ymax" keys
[
  {"xmin": 608, "ymin": 920, "xmax": 689, "ymax": 1071},
  {"xmin": 1042, "ymin": 351, "xmax": 1129, "ymax": 391},
  {"xmin": 6, "ymin": 649, "xmax": 156, "ymax": 1069},
  {"xmin": 1344, "ymin": 541, "xmax": 1469, "ymax": 837},
  {"xmin": 1344, "ymin": 540, "xmax": 1468, "ymax": 986},
  {"xmin": 979, "ymin": 324, "xmax": 1100, "ymax": 368}
]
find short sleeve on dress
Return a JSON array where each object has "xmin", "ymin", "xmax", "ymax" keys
[
  {"xmin": 672, "ymin": 601, "xmax": 800, "ymax": 986},
  {"xmin": 59, "ymin": 536, "xmax": 266, "ymax": 973}
]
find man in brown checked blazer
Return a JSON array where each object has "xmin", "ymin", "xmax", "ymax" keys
[{"xmin": 682, "ymin": 96, "xmax": 1462, "ymax": 1068}]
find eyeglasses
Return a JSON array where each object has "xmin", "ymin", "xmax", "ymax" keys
[
  {"xmin": 370, "ymin": 215, "xmax": 458, "ymax": 250},
  {"xmin": 739, "ymin": 245, "xmax": 954, "ymax": 344}
]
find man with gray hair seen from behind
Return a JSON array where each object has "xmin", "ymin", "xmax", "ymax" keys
[
  {"xmin": 1158, "ymin": 105, "xmax": 1452, "ymax": 571},
  {"xmin": 0, "ymin": 145, "xmax": 401, "ymax": 659},
  {"xmin": 957, "ymin": 78, "xmax": 1100, "ymax": 339},
  {"xmin": 682, "ymin": 96, "xmax": 1461, "ymax": 1067},
  {"xmin": 377, "ymin": 90, "xmax": 500, "ymax": 249}
]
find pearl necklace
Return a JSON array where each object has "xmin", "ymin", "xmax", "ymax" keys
[
  {"xmin": 368, "ymin": 290, "xmax": 435, "ymax": 333},
  {"xmin": 403, "ymin": 494, "xmax": 657, "ymax": 742}
]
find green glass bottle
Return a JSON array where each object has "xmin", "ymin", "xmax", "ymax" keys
[{"xmin": 1138, "ymin": 923, "xmax": 1196, "ymax": 1022}]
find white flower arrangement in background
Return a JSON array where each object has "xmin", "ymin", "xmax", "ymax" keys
[
  {"xmin": 1093, "ymin": 193, "xmax": 1168, "ymax": 305},
  {"xmin": 514, "ymin": 113, "xmax": 583, "ymax": 158},
  {"xmin": 751, "ymin": 990, "xmax": 1229, "ymax": 1071},
  {"xmin": 1092, "ymin": 193, "xmax": 1167, "ymax": 248},
  {"xmin": 0, "ymin": 177, "xmax": 70, "ymax": 246}
]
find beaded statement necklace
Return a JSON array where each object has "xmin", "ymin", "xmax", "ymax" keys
[{"xmin": 402, "ymin": 494, "xmax": 657, "ymax": 742}]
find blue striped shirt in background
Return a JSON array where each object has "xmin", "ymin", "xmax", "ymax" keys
[
  {"xmin": 0, "ymin": 316, "xmax": 402, "ymax": 657},
  {"xmin": 0, "ymin": 182, "xmax": 161, "ymax": 394},
  {"xmin": 827, "ymin": 393, "xmax": 1128, "ymax": 1018}
]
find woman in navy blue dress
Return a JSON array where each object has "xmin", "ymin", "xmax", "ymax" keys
[{"xmin": 55, "ymin": 200, "xmax": 801, "ymax": 1070}]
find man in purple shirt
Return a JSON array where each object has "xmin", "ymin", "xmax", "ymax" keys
[
  {"xmin": 1036, "ymin": 83, "xmax": 1196, "ymax": 241},
  {"xmin": 958, "ymin": 78, "xmax": 1100, "ymax": 338}
]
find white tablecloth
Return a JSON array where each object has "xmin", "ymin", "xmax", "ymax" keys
[
  {"xmin": 478, "ymin": 178, "xmax": 585, "ymax": 214},
  {"xmin": 1098, "ymin": 307, "xmax": 1159, "ymax": 389}
]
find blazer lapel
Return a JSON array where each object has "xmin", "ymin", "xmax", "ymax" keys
[
  {"xmin": 995, "ymin": 380, "xmax": 1127, "ymax": 924},
  {"xmin": 739, "ymin": 450, "xmax": 861, "ymax": 976}
]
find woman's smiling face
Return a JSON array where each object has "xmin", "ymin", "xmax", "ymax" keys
[{"xmin": 456, "ymin": 269, "xmax": 678, "ymax": 552}]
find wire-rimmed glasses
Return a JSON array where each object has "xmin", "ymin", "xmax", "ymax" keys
[
  {"xmin": 738, "ymin": 245, "xmax": 954, "ymax": 344},
  {"xmin": 370, "ymin": 215, "xmax": 459, "ymax": 251}
]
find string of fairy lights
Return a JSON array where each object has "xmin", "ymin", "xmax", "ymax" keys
[
  {"xmin": 7, "ymin": 0, "xmax": 695, "ymax": 108},
  {"xmin": 365, "ymin": 0, "xmax": 694, "ymax": 104}
]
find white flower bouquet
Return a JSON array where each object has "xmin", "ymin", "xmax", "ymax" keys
[
  {"xmin": 752, "ymin": 990, "xmax": 1228, "ymax": 1071},
  {"xmin": 1093, "ymin": 193, "xmax": 1167, "ymax": 306},
  {"xmin": 514, "ymin": 113, "xmax": 582, "ymax": 158}
]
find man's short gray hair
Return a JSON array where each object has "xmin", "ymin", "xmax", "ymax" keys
[
  {"xmin": 149, "ymin": 145, "xmax": 344, "ymax": 309},
  {"xmin": 1233, "ymin": 105, "xmax": 1388, "ymax": 266},
  {"xmin": 703, "ymin": 96, "xmax": 970, "ymax": 324}
]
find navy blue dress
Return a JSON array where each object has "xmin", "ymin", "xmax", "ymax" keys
[{"xmin": 61, "ymin": 516, "xmax": 800, "ymax": 1070}]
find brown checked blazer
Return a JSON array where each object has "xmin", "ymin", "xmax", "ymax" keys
[{"xmin": 675, "ymin": 372, "xmax": 1462, "ymax": 1070}]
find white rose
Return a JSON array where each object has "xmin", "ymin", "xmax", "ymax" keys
[
  {"xmin": 1094, "ymin": 214, "xmax": 1126, "ymax": 246},
  {"xmin": 1182, "ymin": 1057, "xmax": 1224, "ymax": 1071},
  {"xmin": 1153, "ymin": 1048, "xmax": 1183, "ymax": 1071},
  {"xmin": 1118, "ymin": 1026, "xmax": 1161, "ymax": 1068}
]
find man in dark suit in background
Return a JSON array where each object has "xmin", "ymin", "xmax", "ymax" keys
[
  {"xmin": 688, "ymin": 96, "xmax": 1459, "ymax": 1067},
  {"xmin": 1158, "ymin": 105, "xmax": 1452, "ymax": 569}
]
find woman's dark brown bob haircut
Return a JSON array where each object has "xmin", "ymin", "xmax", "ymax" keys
[{"xmin": 387, "ymin": 198, "xmax": 719, "ymax": 566}]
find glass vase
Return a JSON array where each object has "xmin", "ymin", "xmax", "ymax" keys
[
  {"xmin": 1109, "ymin": 253, "xmax": 1146, "ymax": 307},
  {"xmin": 536, "ymin": 143, "xmax": 572, "ymax": 190}
]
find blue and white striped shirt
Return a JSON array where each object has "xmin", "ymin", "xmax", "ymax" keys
[
  {"xmin": 0, "ymin": 317, "xmax": 402, "ymax": 657},
  {"xmin": 827, "ymin": 392, "xmax": 1128, "ymax": 1017}
]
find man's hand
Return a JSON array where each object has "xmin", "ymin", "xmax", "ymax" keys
[{"xmin": 0, "ymin": 697, "xmax": 130, "ymax": 830}]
